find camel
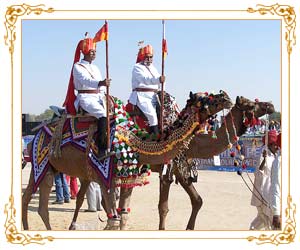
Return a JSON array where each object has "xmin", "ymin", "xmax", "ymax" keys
[
  {"xmin": 154, "ymin": 96, "xmax": 275, "ymax": 230},
  {"xmin": 22, "ymin": 91, "xmax": 233, "ymax": 230}
]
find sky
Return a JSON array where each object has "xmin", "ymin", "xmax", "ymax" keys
[{"xmin": 22, "ymin": 19, "xmax": 280, "ymax": 115}]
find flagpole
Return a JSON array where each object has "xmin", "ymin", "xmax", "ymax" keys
[
  {"xmin": 104, "ymin": 20, "xmax": 110, "ymax": 152},
  {"xmin": 160, "ymin": 20, "xmax": 165, "ymax": 133}
]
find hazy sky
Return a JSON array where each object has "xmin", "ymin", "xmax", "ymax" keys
[{"xmin": 22, "ymin": 19, "xmax": 280, "ymax": 115}]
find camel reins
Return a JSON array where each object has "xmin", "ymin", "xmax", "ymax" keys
[{"xmin": 236, "ymin": 103, "xmax": 272, "ymax": 207}]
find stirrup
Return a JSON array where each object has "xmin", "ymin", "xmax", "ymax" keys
[{"xmin": 98, "ymin": 150, "xmax": 116, "ymax": 161}]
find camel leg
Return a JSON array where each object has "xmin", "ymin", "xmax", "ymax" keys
[
  {"xmin": 118, "ymin": 187, "xmax": 133, "ymax": 230},
  {"xmin": 100, "ymin": 182, "xmax": 120, "ymax": 230},
  {"xmin": 158, "ymin": 175, "xmax": 172, "ymax": 230},
  {"xmin": 37, "ymin": 168, "xmax": 54, "ymax": 230},
  {"xmin": 175, "ymin": 172, "xmax": 203, "ymax": 230},
  {"xmin": 22, "ymin": 168, "xmax": 35, "ymax": 230},
  {"xmin": 69, "ymin": 179, "xmax": 90, "ymax": 230}
]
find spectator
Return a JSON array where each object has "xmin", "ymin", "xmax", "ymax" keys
[
  {"xmin": 66, "ymin": 175, "xmax": 78, "ymax": 199},
  {"xmin": 249, "ymin": 130, "xmax": 278, "ymax": 230},
  {"xmin": 85, "ymin": 182, "xmax": 103, "ymax": 212},
  {"xmin": 52, "ymin": 173, "xmax": 70, "ymax": 204}
]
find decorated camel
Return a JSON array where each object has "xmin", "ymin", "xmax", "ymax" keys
[
  {"xmin": 22, "ymin": 90, "xmax": 233, "ymax": 230},
  {"xmin": 68, "ymin": 96, "xmax": 274, "ymax": 231},
  {"xmin": 153, "ymin": 96, "xmax": 275, "ymax": 230}
]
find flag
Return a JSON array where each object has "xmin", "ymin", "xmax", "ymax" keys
[
  {"xmin": 93, "ymin": 22, "xmax": 108, "ymax": 42},
  {"xmin": 162, "ymin": 38, "xmax": 168, "ymax": 59}
]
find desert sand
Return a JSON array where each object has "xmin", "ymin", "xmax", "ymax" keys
[{"xmin": 22, "ymin": 163, "xmax": 257, "ymax": 231}]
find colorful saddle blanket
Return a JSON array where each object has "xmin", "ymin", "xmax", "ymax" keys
[{"xmin": 31, "ymin": 98, "xmax": 151, "ymax": 192}]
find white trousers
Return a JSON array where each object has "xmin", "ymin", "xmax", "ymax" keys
[
  {"xmin": 136, "ymin": 94, "xmax": 158, "ymax": 126},
  {"xmin": 86, "ymin": 182, "xmax": 102, "ymax": 211},
  {"xmin": 249, "ymin": 206, "xmax": 272, "ymax": 230}
]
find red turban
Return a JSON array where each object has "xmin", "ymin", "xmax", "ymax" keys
[
  {"xmin": 136, "ymin": 44, "xmax": 153, "ymax": 63},
  {"xmin": 80, "ymin": 38, "xmax": 96, "ymax": 55},
  {"xmin": 262, "ymin": 129, "xmax": 278, "ymax": 145},
  {"xmin": 63, "ymin": 38, "xmax": 96, "ymax": 115}
]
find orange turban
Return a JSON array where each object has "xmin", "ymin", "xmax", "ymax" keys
[
  {"xmin": 262, "ymin": 129, "xmax": 278, "ymax": 145},
  {"xmin": 80, "ymin": 38, "xmax": 96, "ymax": 55},
  {"xmin": 136, "ymin": 44, "xmax": 153, "ymax": 63}
]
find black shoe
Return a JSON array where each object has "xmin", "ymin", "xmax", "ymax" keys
[
  {"xmin": 64, "ymin": 199, "xmax": 70, "ymax": 203},
  {"xmin": 84, "ymin": 209, "xmax": 97, "ymax": 212},
  {"xmin": 52, "ymin": 200, "xmax": 64, "ymax": 205}
]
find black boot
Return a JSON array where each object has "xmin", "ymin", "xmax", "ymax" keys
[
  {"xmin": 97, "ymin": 117, "xmax": 115, "ymax": 161},
  {"xmin": 149, "ymin": 125, "xmax": 160, "ymax": 141},
  {"xmin": 149, "ymin": 125, "xmax": 159, "ymax": 135}
]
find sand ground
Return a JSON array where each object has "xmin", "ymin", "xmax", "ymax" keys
[{"xmin": 22, "ymin": 163, "xmax": 257, "ymax": 231}]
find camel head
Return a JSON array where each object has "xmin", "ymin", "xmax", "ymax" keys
[
  {"xmin": 235, "ymin": 96, "xmax": 275, "ymax": 119},
  {"xmin": 187, "ymin": 90, "xmax": 233, "ymax": 123},
  {"xmin": 254, "ymin": 100, "xmax": 275, "ymax": 117}
]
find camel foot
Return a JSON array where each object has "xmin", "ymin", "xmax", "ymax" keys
[
  {"xmin": 104, "ymin": 218, "xmax": 120, "ymax": 230},
  {"xmin": 69, "ymin": 222, "xmax": 76, "ymax": 230}
]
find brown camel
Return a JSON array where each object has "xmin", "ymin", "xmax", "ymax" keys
[
  {"xmin": 22, "ymin": 91, "xmax": 233, "ymax": 230},
  {"xmin": 153, "ymin": 96, "xmax": 275, "ymax": 230}
]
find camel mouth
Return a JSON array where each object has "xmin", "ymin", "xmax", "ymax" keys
[{"xmin": 257, "ymin": 102, "xmax": 275, "ymax": 115}]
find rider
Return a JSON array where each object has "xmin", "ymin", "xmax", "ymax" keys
[
  {"xmin": 128, "ymin": 44, "xmax": 165, "ymax": 136},
  {"xmin": 63, "ymin": 33, "xmax": 113, "ymax": 161}
]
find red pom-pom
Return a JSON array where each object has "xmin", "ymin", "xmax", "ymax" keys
[
  {"xmin": 230, "ymin": 152, "xmax": 235, "ymax": 157},
  {"xmin": 233, "ymin": 136, "xmax": 239, "ymax": 142},
  {"xmin": 107, "ymin": 213, "xmax": 113, "ymax": 219},
  {"xmin": 127, "ymin": 208, "xmax": 131, "ymax": 213},
  {"xmin": 117, "ymin": 207, "xmax": 122, "ymax": 213},
  {"xmin": 242, "ymin": 163, "xmax": 247, "ymax": 169}
]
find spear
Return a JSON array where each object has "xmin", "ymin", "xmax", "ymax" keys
[
  {"xmin": 104, "ymin": 20, "xmax": 110, "ymax": 153},
  {"xmin": 160, "ymin": 20, "xmax": 166, "ymax": 132}
]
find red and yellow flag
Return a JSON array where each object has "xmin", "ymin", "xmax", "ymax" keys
[
  {"xmin": 162, "ymin": 38, "xmax": 168, "ymax": 59},
  {"xmin": 93, "ymin": 22, "xmax": 108, "ymax": 42}
]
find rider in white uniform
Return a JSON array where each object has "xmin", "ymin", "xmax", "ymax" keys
[
  {"xmin": 128, "ymin": 44, "xmax": 165, "ymax": 135},
  {"xmin": 63, "ymin": 35, "xmax": 112, "ymax": 160}
]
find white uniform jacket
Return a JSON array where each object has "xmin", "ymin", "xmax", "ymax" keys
[
  {"xmin": 128, "ymin": 63, "xmax": 161, "ymax": 126},
  {"xmin": 73, "ymin": 59, "xmax": 106, "ymax": 118}
]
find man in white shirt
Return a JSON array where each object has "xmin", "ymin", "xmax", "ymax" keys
[
  {"xmin": 249, "ymin": 130, "xmax": 281, "ymax": 230},
  {"xmin": 270, "ymin": 133, "xmax": 281, "ymax": 229},
  {"xmin": 64, "ymin": 36, "xmax": 112, "ymax": 161},
  {"xmin": 128, "ymin": 44, "xmax": 165, "ymax": 135}
]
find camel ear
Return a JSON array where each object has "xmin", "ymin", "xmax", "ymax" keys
[
  {"xmin": 236, "ymin": 96, "xmax": 240, "ymax": 104},
  {"xmin": 189, "ymin": 91, "xmax": 194, "ymax": 100}
]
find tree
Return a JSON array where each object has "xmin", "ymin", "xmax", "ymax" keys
[
  {"xmin": 269, "ymin": 111, "xmax": 281, "ymax": 122},
  {"xmin": 35, "ymin": 109, "xmax": 54, "ymax": 122}
]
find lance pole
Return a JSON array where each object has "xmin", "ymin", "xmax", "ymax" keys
[
  {"xmin": 160, "ymin": 20, "xmax": 165, "ymax": 132},
  {"xmin": 104, "ymin": 20, "xmax": 110, "ymax": 152}
]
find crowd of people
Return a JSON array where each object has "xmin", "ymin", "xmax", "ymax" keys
[
  {"xmin": 246, "ymin": 119, "xmax": 281, "ymax": 135},
  {"xmin": 52, "ymin": 175, "xmax": 102, "ymax": 212}
]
